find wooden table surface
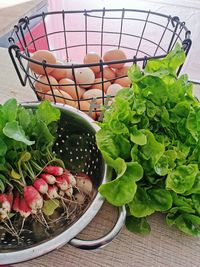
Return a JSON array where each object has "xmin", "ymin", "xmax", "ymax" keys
[
  {"xmin": 0, "ymin": 47, "xmax": 200, "ymax": 267},
  {"xmin": 0, "ymin": 0, "xmax": 47, "ymax": 37}
]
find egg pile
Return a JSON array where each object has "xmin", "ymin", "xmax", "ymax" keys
[{"xmin": 29, "ymin": 49, "xmax": 131, "ymax": 120}]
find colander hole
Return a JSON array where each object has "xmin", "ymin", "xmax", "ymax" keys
[
  {"xmin": 95, "ymin": 158, "xmax": 99, "ymax": 162},
  {"xmin": 76, "ymin": 156, "xmax": 79, "ymax": 160},
  {"xmin": 12, "ymin": 238, "xmax": 16, "ymax": 242},
  {"xmin": 66, "ymin": 147, "xmax": 68, "ymax": 151},
  {"xmin": 90, "ymin": 171, "xmax": 93, "ymax": 175},
  {"xmin": 56, "ymin": 142, "xmax": 59, "ymax": 146},
  {"xmin": 61, "ymin": 127, "xmax": 64, "ymax": 131},
  {"xmin": 62, "ymin": 139, "xmax": 65, "ymax": 143},
  {"xmin": 60, "ymin": 149, "xmax": 63, "ymax": 153},
  {"xmin": 79, "ymin": 136, "xmax": 82, "ymax": 139},
  {"xmin": 88, "ymin": 164, "xmax": 91, "ymax": 168},
  {"xmin": 70, "ymin": 159, "xmax": 73, "ymax": 162},
  {"xmin": 89, "ymin": 150, "xmax": 92, "ymax": 153},
  {"xmin": 66, "ymin": 135, "xmax": 69, "ymax": 138},
  {"xmin": 84, "ymin": 149, "xmax": 87, "ymax": 152},
  {"xmin": 94, "ymin": 166, "xmax": 97, "ymax": 169},
  {"xmin": 58, "ymin": 134, "xmax": 61, "ymax": 137},
  {"xmin": 76, "ymin": 142, "xmax": 80, "ymax": 145},
  {"xmin": 84, "ymin": 162, "xmax": 87, "ymax": 166},
  {"xmin": 3, "ymin": 241, "xmax": 7, "ymax": 244},
  {"xmin": 80, "ymin": 148, "xmax": 83, "ymax": 152},
  {"xmin": 70, "ymin": 151, "xmax": 72, "ymax": 155},
  {"xmin": 81, "ymin": 169, "xmax": 85, "ymax": 172},
  {"xmin": 75, "ymin": 148, "xmax": 78, "ymax": 151},
  {"xmin": 1, "ymin": 237, "xmax": 5, "ymax": 241},
  {"xmin": 8, "ymin": 243, "xmax": 12, "ymax": 246},
  {"xmin": 81, "ymin": 156, "xmax": 84, "ymax": 159},
  {"xmin": 91, "ymin": 160, "xmax": 94, "ymax": 164}
]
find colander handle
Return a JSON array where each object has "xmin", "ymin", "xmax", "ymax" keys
[{"xmin": 69, "ymin": 206, "xmax": 126, "ymax": 250}]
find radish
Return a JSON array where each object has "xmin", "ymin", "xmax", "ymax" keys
[
  {"xmin": 47, "ymin": 185, "xmax": 59, "ymax": 199},
  {"xmin": 59, "ymin": 190, "xmax": 65, "ymax": 197},
  {"xmin": 75, "ymin": 173, "xmax": 93, "ymax": 195},
  {"xmin": 63, "ymin": 170, "xmax": 76, "ymax": 187},
  {"xmin": 34, "ymin": 178, "xmax": 48, "ymax": 194},
  {"xmin": 56, "ymin": 175, "xmax": 69, "ymax": 191},
  {"xmin": 0, "ymin": 194, "xmax": 11, "ymax": 220},
  {"xmin": 43, "ymin": 165, "xmax": 64, "ymax": 176},
  {"xmin": 19, "ymin": 198, "xmax": 32, "ymax": 218},
  {"xmin": 24, "ymin": 186, "xmax": 43, "ymax": 211},
  {"xmin": 74, "ymin": 192, "xmax": 85, "ymax": 204},
  {"xmin": 40, "ymin": 173, "xmax": 56, "ymax": 184},
  {"xmin": 13, "ymin": 192, "xmax": 20, "ymax": 212},
  {"xmin": 7, "ymin": 190, "xmax": 13, "ymax": 207},
  {"xmin": 66, "ymin": 186, "xmax": 73, "ymax": 197}
]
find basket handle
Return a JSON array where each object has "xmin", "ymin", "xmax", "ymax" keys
[{"xmin": 69, "ymin": 206, "xmax": 126, "ymax": 250}]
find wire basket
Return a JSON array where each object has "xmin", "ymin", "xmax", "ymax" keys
[{"xmin": 8, "ymin": 8, "xmax": 192, "ymax": 119}]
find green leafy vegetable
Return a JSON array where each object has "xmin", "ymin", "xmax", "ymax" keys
[
  {"xmin": 96, "ymin": 43, "xmax": 200, "ymax": 236},
  {"xmin": 125, "ymin": 216, "xmax": 151, "ymax": 235},
  {"xmin": 42, "ymin": 199, "xmax": 60, "ymax": 216}
]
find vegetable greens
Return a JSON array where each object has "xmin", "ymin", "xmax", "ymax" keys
[
  {"xmin": 0, "ymin": 100, "xmax": 61, "ymax": 189},
  {"xmin": 96, "ymin": 43, "xmax": 200, "ymax": 236}
]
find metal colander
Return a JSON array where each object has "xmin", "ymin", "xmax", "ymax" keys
[{"xmin": 0, "ymin": 103, "xmax": 126, "ymax": 265}]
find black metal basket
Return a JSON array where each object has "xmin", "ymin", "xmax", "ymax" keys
[{"xmin": 8, "ymin": 8, "xmax": 192, "ymax": 119}]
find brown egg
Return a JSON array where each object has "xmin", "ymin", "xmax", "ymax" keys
[
  {"xmin": 78, "ymin": 101, "xmax": 97, "ymax": 120},
  {"xmin": 59, "ymin": 78, "xmax": 85, "ymax": 100},
  {"xmin": 63, "ymin": 61, "xmax": 80, "ymax": 80},
  {"xmin": 35, "ymin": 75, "xmax": 59, "ymax": 98},
  {"xmin": 103, "ymin": 49, "xmax": 127, "ymax": 69},
  {"xmin": 114, "ymin": 77, "xmax": 131, "ymax": 87},
  {"xmin": 74, "ymin": 67, "xmax": 95, "ymax": 88},
  {"xmin": 82, "ymin": 89, "xmax": 105, "ymax": 105},
  {"xmin": 91, "ymin": 78, "xmax": 111, "ymax": 93},
  {"xmin": 50, "ymin": 61, "xmax": 69, "ymax": 81},
  {"xmin": 107, "ymin": 83, "xmax": 123, "ymax": 97},
  {"xmin": 44, "ymin": 89, "xmax": 76, "ymax": 107},
  {"xmin": 83, "ymin": 52, "xmax": 101, "ymax": 73},
  {"xmin": 115, "ymin": 66, "xmax": 129, "ymax": 77},
  {"xmin": 29, "ymin": 50, "xmax": 56, "ymax": 75},
  {"xmin": 96, "ymin": 67, "xmax": 116, "ymax": 81}
]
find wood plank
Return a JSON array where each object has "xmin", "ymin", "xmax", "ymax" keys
[{"xmin": 0, "ymin": 0, "xmax": 47, "ymax": 37}]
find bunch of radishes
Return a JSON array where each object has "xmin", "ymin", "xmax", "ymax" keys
[{"xmin": 0, "ymin": 165, "xmax": 93, "ymax": 236}]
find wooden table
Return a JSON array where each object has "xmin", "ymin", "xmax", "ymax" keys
[
  {"xmin": 0, "ymin": 47, "xmax": 200, "ymax": 267},
  {"xmin": 0, "ymin": 0, "xmax": 47, "ymax": 38}
]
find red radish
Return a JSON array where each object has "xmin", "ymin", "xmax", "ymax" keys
[
  {"xmin": 74, "ymin": 192, "xmax": 85, "ymax": 204},
  {"xmin": 59, "ymin": 190, "xmax": 65, "ymax": 197},
  {"xmin": 66, "ymin": 186, "xmax": 73, "ymax": 197},
  {"xmin": 0, "ymin": 194, "xmax": 11, "ymax": 219},
  {"xmin": 19, "ymin": 198, "xmax": 32, "ymax": 218},
  {"xmin": 13, "ymin": 192, "xmax": 20, "ymax": 212},
  {"xmin": 7, "ymin": 191, "xmax": 13, "ymax": 207},
  {"xmin": 63, "ymin": 170, "xmax": 76, "ymax": 187},
  {"xmin": 56, "ymin": 176, "xmax": 69, "ymax": 191},
  {"xmin": 34, "ymin": 178, "xmax": 48, "ymax": 194},
  {"xmin": 43, "ymin": 165, "xmax": 64, "ymax": 176},
  {"xmin": 75, "ymin": 173, "xmax": 93, "ymax": 195},
  {"xmin": 40, "ymin": 173, "xmax": 56, "ymax": 184},
  {"xmin": 24, "ymin": 186, "xmax": 43, "ymax": 211},
  {"xmin": 47, "ymin": 185, "xmax": 58, "ymax": 199}
]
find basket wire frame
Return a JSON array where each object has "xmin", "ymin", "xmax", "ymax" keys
[{"xmin": 8, "ymin": 9, "xmax": 192, "ymax": 118}]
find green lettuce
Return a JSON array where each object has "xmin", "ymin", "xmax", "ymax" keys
[{"xmin": 96, "ymin": 43, "xmax": 200, "ymax": 236}]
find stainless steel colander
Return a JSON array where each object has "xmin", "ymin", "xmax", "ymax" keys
[{"xmin": 0, "ymin": 103, "xmax": 126, "ymax": 265}]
